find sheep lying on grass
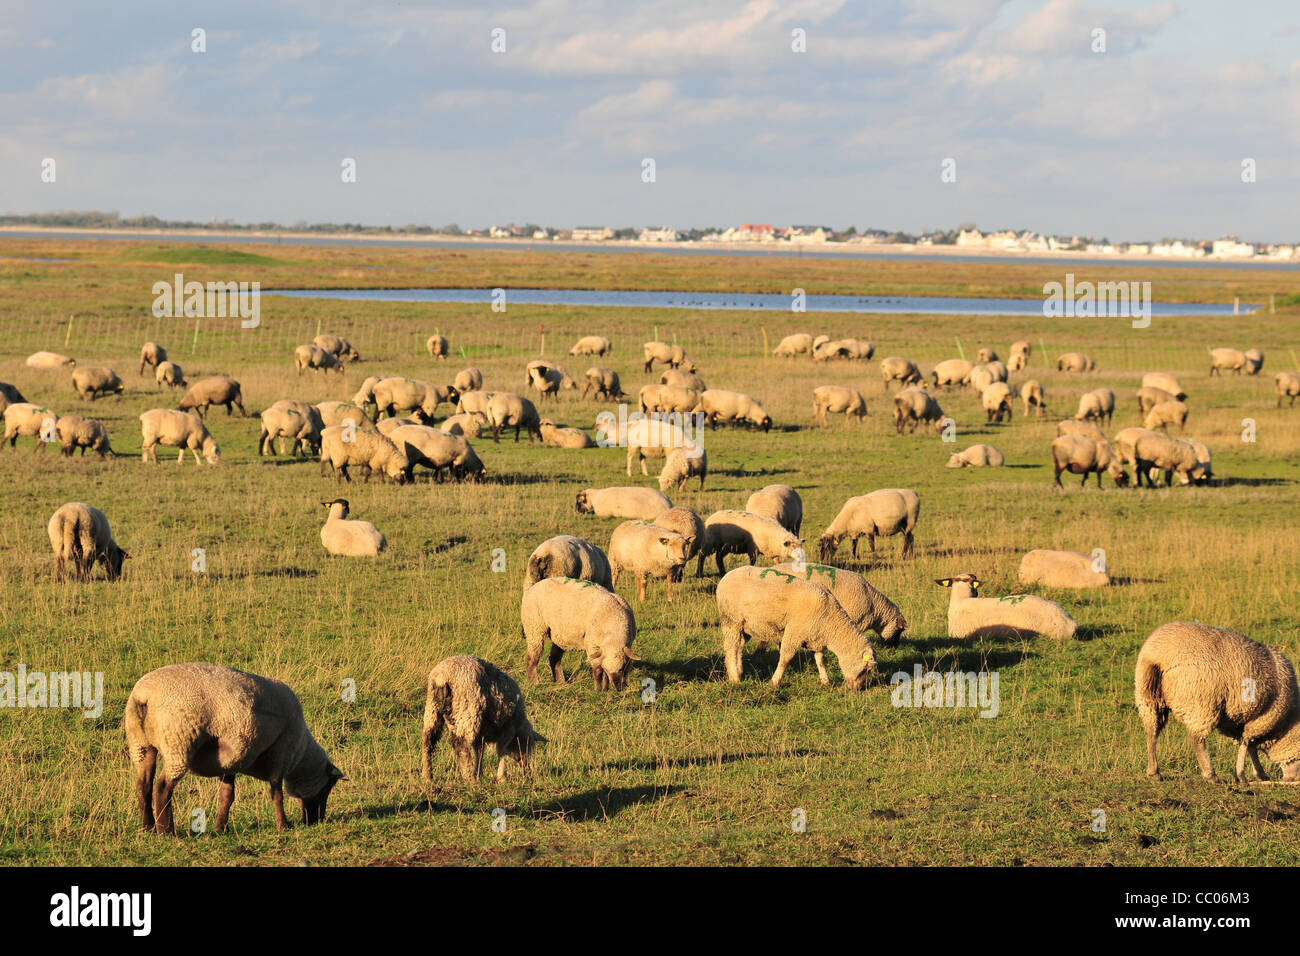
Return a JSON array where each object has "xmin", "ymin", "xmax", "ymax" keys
[
  {"xmin": 72, "ymin": 366, "xmax": 124, "ymax": 401},
  {"xmin": 936, "ymin": 573, "xmax": 1076, "ymax": 639},
  {"xmin": 946, "ymin": 444, "xmax": 1004, "ymax": 468},
  {"xmin": 125, "ymin": 663, "xmax": 344, "ymax": 834},
  {"xmin": 696, "ymin": 510, "xmax": 803, "ymax": 577},
  {"xmin": 422, "ymin": 656, "xmax": 543, "ymax": 783},
  {"xmin": 56, "ymin": 415, "xmax": 112, "ymax": 459},
  {"xmin": 1017, "ymin": 549, "xmax": 1109, "ymax": 588},
  {"xmin": 27, "ymin": 351, "xmax": 75, "ymax": 370},
  {"xmin": 576, "ymin": 487, "xmax": 672, "ymax": 521},
  {"xmin": 140, "ymin": 409, "xmax": 220, "ymax": 465},
  {"xmin": 771, "ymin": 562, "xmax": 907, "ymax": 643},
  {"xmin": 521, "ymin": 577, "xmax": 639, "ymax": 690},
  {"xmin": 819, "ymin": 489, "xmax": 920, "ymax": 562},
  {"xmin": 320, "ymin": 499, "xmax": 387, "ymax": 556},
  {"xmin": 48, "ymin": 502, "xmax": 128, "ymax": 581},
  {"xmin": 745, "ymin": 484, "xmax": 802, "ymax": 535},
  {"xmin": 1136, "ymin": 622, "xmax": 1300, "ymax": 782},
  {"xmin": 3, "ymin": 403, "xmax": 57, "ymax": 451},
  {"xmin": 524, "ymin": 535, "xmax": 613, "ymax": 589},
  {"xmin": 539, "ymin": 419, "xmax": 594, "ymax": 449}
]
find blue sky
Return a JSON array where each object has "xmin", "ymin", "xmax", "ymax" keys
[{"xmin": 1, "ymin": 0, "xmax": 1297, "ymax": 240}]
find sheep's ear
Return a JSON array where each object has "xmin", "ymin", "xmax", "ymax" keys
[{"xmin": 935, "ymin": 578, "xmax": 952, "ymax": 587}]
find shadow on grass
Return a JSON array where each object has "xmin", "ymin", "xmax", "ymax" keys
[
  {"xmin": 254, "ymin": 567, "xmax": 318, "ymax": 579},
  {"xmin": 428, "ymin": 535, "xmax": 469, "ymax": 554},
  {"xmin": 597, "ymin": 749, "xmax": 820, "ymax": 773},
  {"xmin": 884, "ymin": 639, "xmax": 1033, "ymax": 673},
  {"xmin": 1214, "ymin": 476, "xmax": 1292, "ymax": 488},
  {"xmin": 529, "ymin": 783, "xmax": 689, "ymax": 822}
]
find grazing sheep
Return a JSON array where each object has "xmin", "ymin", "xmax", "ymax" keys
[
  {"xmin": 0, "ymin": 381, "xmax": 27, "ymax": 416},
  {"xmin": 376, "ymin": 415, "xmax": 423, "ymax": 437},
  {"xmin": 313, "ymin": 334, "xmax": 360, "ymax": 363},
  {"xmin": 892, "ymin": 386, "xmax": 946, "ymax": 435},
  {"xmin": 936, "ymin": 573, "xmax": 1077, "ymax": 640},
  {"xmin": 977, "ymin": 348, "xmax": 999, "ymax": 364},
  {"xmin": 819, "ymin": 489, "xmax": 920, "ymax": 562},
  {"xmin": 652, "ymin": 507, "xmax": 705, "ymax": 575},
  {"xmin": 812, "ymin": 385, "xmax": 868, "ymax": 425},
  {"xmin": 1244, "ymin": 348, "xmax": 1264, "ymax": 375},
  {"xmin": 319, "ymin": 425, "xmax": 409, "ymax": 483},
  {"xmin": 140, "ymin": 409, "xmax": 220, "ymax": 465},
  {"xmin": 696, "ymin": 510, "xmax": 802, "ymax": 578},
  {"xmin": 880, "ymin": 356, "xmax": 923, "ymax": 389},
  {"xmin": 660, "ymin": 368, "xmax": 707, "ymax": 391},
  {"xmin": 260, "ymin": 401, "xmax": 324, "ymax": 456},
  {"xmin": 48, "ymin": 502, "xmax": 127, "ymax": 581},
  {"xmin": 971, "ymin": 362, "xmax": 1008, "ymax": 393},
  {"xmin": 569, "ymin": 335, "xmax": 612, "ymax": 357},
  {"xmin": 457, "ymin": 390, "xmax": 492, "ymax": 417},
  {"xmin": 639, "ymin": 384, "xmax": 699, "ymax": 414},
  {"xmin": 693, "ymin": 389, "xmax": 771, "ymax": 431},
  {"xmin": 1114, "ymin": 428, "xmax": 1205, "ymax": 487},
  {"xmin": 1018, "ymin": 549, "xmax": 1109, "ymax": 588},
  {"xmin": 658, "ymin": 446, "xmax": 707, "ymax": 491},
  {"xmin": 609, "ymin": 521, "xmax": 693, "ymax": 601},
  {"xmin": 1140, "ymin": 372, "xmax": 1186, "ymax": 401},
  {"xmin": 624, "ymin": 416, "xmax": 702, "ymax": 476},
  {"xmin": 1020, "ymin": 379, "xmax": 1046, "ymax": 418},
  {"xmin": 72, "ymin": 366, "xmax": 124, "ymax": 401},
  {"xmin": 440, "ymin": 411, "xmax": 488, "ymax": 438},
  {"xmin": 1274, "ymin": 372, "xmax": 1300, "ymax": 408},
  {"xmin": 294, "ymin": 344, "xmax": 343, "ymax": 377},
  {"xmin": 371, "ymin": 377, "xmax": 459, "ymax": 422},
  {"xmin": 27, "ymin": 351, "xmax": 75, "ymax": 370},
  {"xmin": 155, "ymin": 361, "xmax": 186, "ymax": 390},
  {"xmin": 319, "ymin": 499, "xmax": 387, "ymax": 556},
  {"xmin": 453, "ymin": 367, "xmax": 483, "ymax": 392},
  {"xmin": 427, "ymin": 334, "xmax": 450, "ymax": 359},
  {"xmin": 1074, "ymin": 387, "xmax": 1115, "ymax": 425},
  {"xmin": 931, "ymin": 358, "xmax": 974, "ymax": 387},
  {"xmin": 351, "ymin": 375, "xmax": 382, "ymax": 411},
  {"xmin": 526, "ymin": 360, "xmax": 579, "ymax": 400},
  {"xmin": 3, "ymin": 403, "xmax": 58, "ymax": 451},
  {"xmin": 177, "ymin": 376, "xmax": 245, "ymax": 419},
  {"xmin": 745, "ymin": 484, "xmax": 802, "ymax": 535},
  {"xmin": 388, "ymin": 424, "xmax": 482, "ymax": 482},
  {"xmin": 1185, "ymin": 438, "xmax": 1213, "ymax": 484},
  {"xmin": 981, "ymin": 382, "xmax": 1013, "ymax": 423},
  {"xmin": 539, "ymin": 419, "xmax": 594, "ymax": 449},
  {"xmin": 716, "ymin": 565, "xmax": 875, "ymax": 689},
  {"xmin": 773, "ymin": 333, "xmax": 815, "ymax": 358},
  {"xmin": 1136, "ymin": 622, "xmax": 1300, "ymax": 782},
  {"xmin": 315, "ymin": 400, "xmax": 375, "ymax": 430},
  {"xmin": 125, "ymin": 663, "xmax": 344, "ymax": 834},
  {"xmin": 947, "ymin": 444, "xmax": 1004, "ymax": 468},
  {"xmin": 1143, "ymin": 400, "xmax": 1189, "ymax": 433},
  {"xmin": 521, "ymin": 577, "xmax": 640, "ymax": 690},
  {"xmin": 487, "ymin": 392, "xmax": 542, "ymax": 443},
  {"xmin": 421, "ymin": 656, "xmax": 541, "ymax": 783},
  {"xmin": 582, "ymin": 367, "xmax": 624, "ymax": 401},
  {"xmin": 56, "ymin": 415, "xmax": 112, "ymax": 459},
  {"xmin": 1056, "ymin": 353, "xmax": 1096, "ymax": 373},
  {"xmin": 1209, "ymin": 348, "xmax": 1247, "ymax": 376},
  {"xmin": 811, "ymin": 334, "xmax": 831, "ymax": 352},
  {"xmin": 1056, "ymin": 419, "xmax": 1105, "ymax": 441},
  {"xmin": 1008, "ymin": 340, "xmax": 1031, "ymax": 371},
  {"xmin": 138, "ymin": 342, "xmax": 166, "ymax": 376},
  {"xmin": 575, "ymin": 487, "xmax": 672, "ymax": 521},
  {"xmin": 1136, "ymin": 385, "xmax": 1176, "ymax": 415},
  {"xmin": 771, "ymin": 562, "xmax": 907, "ymax": 643},
  {"xmin": 813, "ymin": 338, "xmax": 873, "ymax": 362},
  {"xmin": 1051, "ymin": 435, "xmax": 1128, "ymax": 488},
  {"xmin": 524, "ymin": 536, "xmax": 613, "ymax": 590},
  {"xmin": 642, "ymin": 341, "xmax": 695, "ymax": 373}
]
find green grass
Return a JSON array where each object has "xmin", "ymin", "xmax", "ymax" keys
[{"xmin": 1, "ymin": 238, "xmax": 1299, "ymax": 866}]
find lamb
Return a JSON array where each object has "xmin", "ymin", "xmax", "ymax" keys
[
  {"xmin": 426, "ymin": 334, "xmax": 450, "ymax": 359},
  {"xmin": 946, "ymin": 444, "xmax": 1004, "ymax": 468},
  {"xmin": 1143, "ymin": 400, "xmax": 1189, "ymax": 433},
  {"xmin": 315, "ymin": 400, "xmax": 376, "ymax": 430},
  {"xmin": 1056, "ymin": 353, "xmax": 1096, "ymax": 373},
  {"xmin": 259, "ymin": 401, "xmax": 323, "ymax": 456},
  {"xmin": 421, "ymin": 656, "xmax": 541, "ymax": 783},
  {"xmin": 639, "ymin": 384, "xmax": 699, "ymax": 414},
  {"xmin": 1020, "ymin": 379, "xmax": 1046, "ymax": 418},
  {"xmin": 576, "ymin": 487, "xmax": 672, "ymax": 521},
  {"xmin": 155, "ymin": 361, "xmax": 186, "ymax": 390},
  {"xmin": 3, "ymin": 403, "xmax": 58, "ymax": 451},
  {"xmin": 696, "ymin": 509, "xmax": 803, "ymax": 578},
  {"xmin": 0, "ymin": 382, "xmax": 27, "ymax": 416},
  {"xmin": 539, "ymin": 419, "xmax": 594, "ymax": 449},
  {"xmin": 125, "ymin": 663, "xmax": 344, "ymax": 834},
  {"xmin": 313, "ymin": 334, "xmax": 360, "ymax": 363},
  {"xmin": 55, "ymin": 415, "xmax": 112, "ymax": 459},
  {"xmin": 642, "ymin": 341, "xmax": 695, "ymax": 373},
  {"xmin": 1056, "ymin": 419, "xmax": 1105, "ymax": 441},
  {"xmin": 27, "ymin": 351, "xmax": 75, "ymax": 370},
  {"xmin": 390, "ymin": 425, "xmax": 485, "ymax": 482},
  {"xmin": 892, "ymin": 386, "xmax": 945, "ymax": 435},
  {"xmin": 1244, "ymin": 348, "xmax": 1264, "ymax": 375},
  {"xmin": 981, "ymin": 382, "xmax": 1013, "ymax": 423},
  {"xmin": 521, "ymin": 577, "xmax": 640, "ymax": 690},
  {"xmin": 693, "ymin": 389, "xmax": 771, "ymax": 431},
  {"xmin": 931, "ymin": 358, "xmax": 974, "ymax": 387},
  {"xmin": 177, "ymin": 376, "xmax": 245, "ymax": 418},
  {"xmin": 453, "ymin": 367, "xmax": 483, "ymax": 392},
  {"xmin": 1051, "ymin": 435, "xmax": 1128, "ymax": 488},
  {"xmin": 660, "ymin": 368, "xmax": 707, "ymax": 391},
  {"xmin": 609, "ymin": 521, "xmax": 693, "ymax": 601},
  {"xmin": 569, "ymin": 335, "xmax": 612, "ymax": 357},
  {"xmin": 651, "ymin": 507, "xmax": 705, "ymax": 574},
  {"xmin": 658, "ymin": 446, "xmax": 707, "ymax": 491},
  {"xmin": 487, "ymin": 392, "xmax": 542, "ymax": 443},
  {"xmin": 1209, "ymin": 347, "xmax": 1246, "ymax": 376},
  {"xmin": 138, "ymin": 342, "xmax": 166, "ymax": 375},
  {"xmin": 318, "ymin": 425, "xmax": 409, "ymax": 483},
  {"xmin": 440, "ymin": 411, "xmax": 487, "ymax": 438},
  {"xmin": 1008, "ymin": 340, "xmax": 1031, "ymax": 371},
  {"xmin": 771, "ymin": 562, "xmax": 908, "ymax": 643},
  {"xmin": 526, "ymin": 360, "xmax": 579, "ymax": 400},
  {"xmin": 1136, "ymin": 622, "xmax": 1300, "ymax": 782},
  {"xmin": 371, "ymin": 377, "xmax": 459, "ymax": 422},
  {"xmin": 524, "ymin": 535, "xmax": 613, "ymax": 589},
  {"xmin": 319, "ymin": 498, "xmax": 387, "ymax": 556},
  {"xmin": 48, "ymin": 502, "xmax": 128, "ymax": 581},
  {"xmin": 1275, "ymin": 372, "xmax": 1300, "ymax": 408},
  {"xmin": 818, "ymin": 488, "xmax": 920, "ymax": 562},
  {"xmin": 140, "ymin": 409, "xmax": 221, "ymax": 464},
  {"xmin": 936, "ymin": 573, "xmax": 1077, "ymax": 639},
  {"xmin": 716, "ymin": 565, "xmax": 875, "ymax": 689},
  {"xmin": 745, "ymin": 484, "xmax": 802, "ymax": 535},
  {"xmin": 880, "ymin": 356, "xmax": 922, "ymax": 389},
  {"xmin": 1136, "ymin": 385, "xmax": 1176, "ymax": 415},
  {"xmin": 294, "ymin": 343, "xmax": 343, "ymax": 376},
  {"xmin": 812, "ymin": 385, "xmax": 868, "ymax": 425},
  {"xmin": 582, "ymin": 367, "xmax": 624, "ymax": 401},
  {"xmin": 1074, "ymin": 387, "xmax": 1115, "ymax": 425},
  {"xmin": 773, "ymin": 333, "xmax": 815, "ymax": 358},
  {"xmin": 1140, "ymin": 372, "xmax": 1186, "ymax": 401},
  {"xmin": 72, "ymin": 366, "xmax": 124, "ymax": 401},
  {"xmin": 1017, "ymin": 549, "xmax": 1110, "ymax": 588}
]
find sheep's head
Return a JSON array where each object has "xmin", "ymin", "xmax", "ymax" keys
[
  {"xmin": 575, "ymin": 491, "xmax": 592, "ymax": 514},
  {"xmin": 104, "ymin": 543, "xmax": 129, "ymax": 581},
  {"xmin": 298, "ymin": 762, "xmax": 346, "ymax": 825},
  {"xmin": 758, "ymin": 415, "xmax": 772, "ymax": 432},
  {"xmin": 879, "ymin": 613, "xmax": 907, "ymax": 644},
  {"xmin": 594, "ymin": 645, "xmax": 640, "ymax": 692},
  {"xmin": 660, "ymin": 534, "xmax": 690, "ymax": 565},
  {"xmin": 936, "ymin": 574, "xmax": 980, "ymax": 599},
  {"xmin": 817, "ymin": 534, "xmax": 840, "ymax": 563},
  {"xmin": 841, "ymin": 644, "xmax": 876, "ymax": 690},
  {"xmin": 202, "ymin": 438, "xmax": 222, "ymax": 464},
  {"xmin": 322, "ymin": 498, "xmax": 350, "ymax": 518}
]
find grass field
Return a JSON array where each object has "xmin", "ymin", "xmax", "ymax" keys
[{"xmin": 1, "ymin": 238, "xmax": 1299, "ymax": 866}]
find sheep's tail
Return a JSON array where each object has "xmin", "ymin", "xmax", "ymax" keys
[
  {"xmin": 123, "ymin": 692, "xmax": 150, "ymax": 766},
  {"xmin": 1134, "ymin": 655, "xmax": 1168, "ymax": 733},
  {"xmin": 420, "ymin": 678, "xmax": 450, "ymax": 781}
]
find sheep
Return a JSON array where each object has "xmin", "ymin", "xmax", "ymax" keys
[
  {"xmin": 931, "ymin": 358, "xmax": 974, "ymax": 387},
  {"xmin": 48, "ymin": 502, "xmax": 127, "ymax": 581},
  {"xmin": 745, "ymin": 484, "xmax": 802, "ymax": 535},
  {"xmin": 624, "ymin": 416, "xmax": 702, "ymax": 476},
  {"xmin": 660, "ymin": 368, "xmax": 707, "ymax": 391},
  {"xmin": 389, "ymin": 424, "xmax": 483, "ymax": 482},
  {"xmin": 457, "ymin": 390, "xmax": 492, "ymax": 417},
  {"xmin": 421, "ymin": 656, "xmax": 542, "ymax": 783},
  {"xmin": 880, "ymin": 356, "xmax": 922, "ymax": 389},
  {"xmin": 716, "ymin": 565, "xmax": 875, "ymax": 689},
  {"xmin": 487, "ymin": 392, "xmax": 542, "ymax": 443},
  {"xmin": 651, "ymin": 507, "xmax": 705, "ymax": 576},
  {"xmin": 294, "ymin": 343, "xmax": 343, "ymax": 377},
  {"xmin": 639, "ymin": 384, "xmax": 699, "ymax": 414},
  {"xmin": 140, "ymin": 408, "xmax": 220, "ymax": 465},
  {"xmin": 155, "ymin": 361, "xmax": 186, "ymax": 390},
  {"xmin": 0, "ymin": 381, "xmax": 27, "ymax": 416},
  {"xmin": 3, "ymin": 403, "xmax": 58, "ymax": 451},
  {"xmin": 440, "ymin": 411, "xmax": 488, "ymax": 438},
  {"xmin": 520, "ymin": 577, "xmax": 640, "ymax": 690},
  {"xmin": 319, "ymin": 424, "xmax": 409, "ymax": 483},
  {"xmin": 569, "ymin": 335, "xmax": 612, "ymax": 357},
  {"xmin": 771, "ymin": 562, "xmax": 908, "ymax": 643},
  {"xmin": 125, "ymin": 662, "xmax": 344, "ymax": 834},
  {"xmin": 177, "ymin": 376, "xmax": 245, "ymax": 419},
  {"xmin": 1185, "ymin": 438, "xmax": 1213, "ymax": 484},
  {"xmin": 812, "ymin": 385, "xmax": 868, "ymax": 425},
  {"xmin": 1274, "ymin": 372, "xmax": 1300, "ymax": 408},
  {"xmin": 773, "ymin": 333, "xmax": 814, "ymax": 357},
  {"xmin": 138, "ymin": 342, "xmax": 166, "ymax": 375},
  {"xmin": 1136, "ymin": 622, "xmax": 1300, "ymax": 782},
  {"xmin": 1209, "ymin": 347, "xmax": 1247, "ymax": 376},
  {"xmin": 1008, "ymin": 340, "xmax": 1031, "ymax": 371},
  {"xmin": 259, "ymin": 401, "xmax": 324, "ymax": 457},
  {"xmin": 351, "ymin": 375, "xmax": 382, "ymax": 410},
  {"xmin": 427, "ymin": 334, "xmax": 450, "ymax": 359},
  {"xmin": 1140, "ymin": 372, "xmax": 1186, "ymax": 401},
  {"xmin": 576, "ymin": 487, "xmax": 672, "ymax": 521},
  {"xmin": 981, "ymin": 382, "xmax": 1013, "ymax": 423},
  {"xmin": 811, "ymin": 334, "xmax": 831, "ymax": 352},
  {"xmin": 813, "ymin": 338, "xmax": 873, "ymax": 362},
  {"xmin": 1114, "ymin": 428, "xmax": 1205, "ymax": 487},
  {"xmin": 693, "ymin": 389, "xmax": 771, "ymax": 431},
  {"xmin": 55, "ymin": 415, "xmax": 112, "ymax": 459},
  {"xmin": 609, "ymin": 521, "xmax": 693, "ymax": 601},
  {"xmin": 27, "ymin": 351, "xmax": 75, "ymax": 370},
  {"xmin": 319, "ymin": 498, "xmax": 387, "ymax": 556},
  {"xmin": 526, "ymin": 360, "xmax": 579, "ymax": 400},
  {"xmin": 892, "ymin": 386, "xmax": 946, "ymax": 435},
  {"xmin": 582, "ymin": 367, "xmax": 624, "ymax": 401},
  {"xmin": 946, "ymin": 444, "xmax": 1004, "ymax": 468},
  {"xmin": 453, "ymin": 367, "xmax": 483, "ymax": 392},
  {"xmin": 658, "ymin": 446, "xmax": 707, "ymax": 491},
  {"xmin": 539, "ymin": 419, "xmax": 594, "ymax": 449},
  {"xmin": 376, "ymin": 415, "xmax": 423, "ymax": 437},
  {"xmin": 313, "ymin": 334, "xmax": 360, "ymax": 363},
  {"xmin": 1244, "ymin": 348, "xmax": 1264, "ymax": 375},
  {"xmin": 818, "ymin": 488, "xmax": 920, "ymax": 562},
  {"xmin": 1056, "ymin": 419, "xmax": 1105, "ymax": 441},
  {"xmin": 977, "ymin": 347, "xmax": 999, "ymax": 364},
  {"xmin": 72, "ymin": 366, "xmax": 124, "ymax": 401},
  {"xmin": 1056, "ymin": 352, "xmax": 1096, "ymax": 373},
  {"xmin": 1074, "ymin": 387, "xmax": 1115, "ymax": 425},
  {"xmin": 971, "ymin": 362, "xmax": 1008, "ymax": 392},
  {"xmin": 1143, "ymin": 400, "xmax": 1189, "ymax": 433},
  {"xmin": 936, "ymin": 572, "xmax": 1077, "ymax": 640},
  {"xmin": 1020, "ymin": 379, "xmax": 1046, "ymax": 418},
  {"xmin": 315, "ymin": 400, "xmax": 376, "ymax": 431},
  {"xmin": 524, "ymin": 535, "xmax": 613, "ymax": 590},
  {"xmin": 1051, "ymin": 435, "xmax": 1128, "ymax": 488},
  {"xmin": 696, "ymin": 510, "xmax": 803, "ymax": 578},
  {"xmin": 1018, "ymin": 549, "xmax": 1109, "ymax": 588},
  {"xmin": 371, "ymin": 377, "xmax": 459, "ymax": 422},
  {"xmin": 1136, "ymin": 385, "xmax": 1176, "ymax": 415},
  {"xmin": 643, "ymin": 341, "xmax": 695, "ymax": 373}
]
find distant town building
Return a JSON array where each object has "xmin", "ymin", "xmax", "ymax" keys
[
  {"xmin": 956, "ymin": 228, "xmax": 984, "ymax": 247},
  {"xmin": 638, "ymin": 226, "xmax": 679, "ymax": 242},
  {"xmin": 1211, "ymin": 237, "xmax": 1255, "ymax": 258},
  {"xmin": 788, "ymin": 225, "xmax": 831, "ymax": 244},
  {"xmin": 571, "ymin": 226, "xmax": 614, "ymax": 241},
  {"xmin": 724, "ymin": 223, "xmax": 777, "ymax": 242},
  {"xmin": 532, "ymin": 229, "xmax": 551, "ymax": 239}
]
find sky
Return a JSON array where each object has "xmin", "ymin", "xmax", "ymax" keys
[{"xmin": 0, "ymin": 0, "xmax": 1298, "ymax": 241}]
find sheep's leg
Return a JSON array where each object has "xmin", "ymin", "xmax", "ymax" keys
[
  {"xmin": 636, "ymin": 575, "xmax": 647, "ymax": 602},
  {"xmin": 549, "ymin": 644, "xmax": 566, "ymax": 683},
  {"xmin": 525, "ymin": 638, "xmax": 543, "ymax": 685},
  {"xmin": 214, "ymin": 774, "xmax": 236, "ymax": 832},
  {"xmin": 902, "ymin": 532, "xmax": 914, "ymax": 558},
  {"xmin": 420, "ymin": 722, "xmax": 443, "ymax": 781},
  {"xmin": 1191, "ymin": 734, "xmax": 1218, "ymax": 781},
  {"xmin": 813, "ymin": 651, "xmax": 831, "ymax": 685},
  {"xmin": 721, "ymin": 617, "xmax": 746, "ymax": 683},
  {"xmin": 666, "ymin": 575, "xmax": 674, "ymax": 602},
  {"xmin": 1054, "ymin": 463, "xmax": 1064, "ymax": 488},
  {"xmin": 1246, "ymin": 744, "xmax": 1268, "ymax": 781},
  {"xmin": 192, "ymin": 448, "xmax": 203, "ymax": 466},
  {"xmin": 135, "ymin": 748, "xmax": 158, "ymax": 830},
  {"xmin": 270, "ymin": 780, "xmax": 292, "ymax": 828},
  {"xmin": 714, "ymin": 551, "xmax": 726, "ymax": 576},
  {"xmin": 154, "ymin": 772, "xmax": 181, "ymax": 835},
  {"xmin": 177, "ymin": 448, "xmax": 185, "ymax": 465},
  {"xmin": 472, "ymin": 743, "xmax": 486, "ymax": 781},
  {"xmin": 769, "ymin": 635, "xmax": 799, "ymax": 688}
]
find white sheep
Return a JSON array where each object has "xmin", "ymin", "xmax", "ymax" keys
[
  {"xmin": 3, "ymin": 402, "xmax": 58, "ymax": 452},
  {"xmin": 936, "ymin": 572, "xmax": 1077, "ymax": 639},
  {"xmin": 693, "ymin": 389, "xmax": 772, "ymax": 431},
  {"xmin": 1140, "ymin": 372, "xmax": 1186, "ymax": 400},
  {"xmin": 1136, "ymin": 385, "xmax": 1175, "ymax": 415},
  {"xmin": 389, "ymin": 424, "xmax": 484, "ymax": 482},
  {"xmin": 1209, "ymin": 347, "xmax": 1246, "ymax": 376},
  {"xmin": 525, "ymin": 360, "xmax": 579, "ymax": 400},
  {"xmin": 642, "ymin": 341, "xmax": 695, "ymax": 373},
  {"xmin": 639, "ymin": 384, "xmax": 699, "ymax": 414},
  {"xmin": 259, "ymin": 401, "xmax": 323, "ymax": 457},
  {"xmin": 318, "ymin": 424, "xmax": 409, "ymax": 483},
  {"xmin": 139, "ymin": 408, "xmax": 220, "ymax": 465},
  {"xmin": 1021, "ymin": 379, "xmax": 1046, "ymax": 418},
  {"xmin": 1056, "ymin": 353, "xmax": 1096, "ymax": 373},
  {"xmin": 812, "ymin": 385, "xmax": 868, "ymax": 425},
  {"xmin": 745, "ymin": 484, "xmax": 802, "ymax": 535},
  {"xmin": 453, "ymin": 367, "xmax": 484, "ymax": 392},
  {"xmin": 696, "ymin": 510, "xmax": 802, "ymax": 577},
  {"xmin": 582, "ymin": 367, "xmax": 623, "ymax": 401},
  {"xmin": 818, "ymin": 489, "xmax": 920, "ymax": 562},
  {"xmin": 1056, "ymin": 419, "xmax": 1106, "ymax": 442},
  {"xmin": 524, "ymin": 535, "xmax": 613, "ymax": 590},
  {"xmin": 139, "ymin": 342, "xmax": 166, "ymax": 375},
  {"xmin": 294, "ymin": 343, "xmax": 343, "ymax": 377},
  {"xmin": 946, "ymin": 444, "xmax": 1004, "ymax": 468},
  {"xmin": 72, "ymin": 366, "xmax": 124, "ymax": 401},
  {"xmin": 892, "ymin": 386, "xmax": 945, "ymax": 435},
  {"xmin": 421, "ymin": 656, "xmax": 542, "ymax": 783},
  {"xmin": 1275, "ymin": 372, "xmax": 1300, "ymax": 408},
  {"xmin": 155, "ymin": 361, "xmax": 187, "ymax": 390},
  {"xmin": 608, "ymin": 520, "xmax": 693, "ymax": 601},
  {"xmin": 1017, "ymin": 549, "xmax": 1109, "ymax": 588},
  {"xmin": 658, "ymin": 446, "xmax": 707, "ymax": 491},
  {"xmin": 55, "ymin": 415, "xmax": 112, "ymax": 459},
  {"xmin": 879, "ymin": 356, "xmax": 922, "ymax": 389},
  {"xmin": 575, "ymin": 487, "xmax": 672, "ymax": 521},
  {"xmin": 315, "ymin": 400, "xmax": 376, "ymax": 430},
  {"xmin": 1074, "ymin": 388, "xmax": 1115, "ymax": 425},
  {"xmin": 931, "ymin": 358, "xmax": 973, "ymax": 387},
  {"xmin": 313, "ymin": 333, "xmax": 360, "ymax": 362},
  {"xmin": 1050, "ymin": 435, "xmax": 1128, "ymax": 488},
  {"xmin": 26, "ymin": 351, "xmax": 75, "ymax": 370},
  {"xmin": 426, "ymin": 334, "xmax": 450, "ymax": 359},
  {"xmin": 623, "ymin": 415, "xmax": 702, "ymax": 476},
  {"xmin": 980, "ymin": 382, "xmax": 1013, "ymax": 423},
  {"xmin": 660, "ymin": 368, "xmax": 707, "ymax": 391},
  {"xmin": 1143, "ymin": 400, "xmax": 1189, "ymax": 433},
  {"xmin": 773, "ymin": 333, "xmax": 815, "ymax": 358},
  {"xmin": 569, "ymin": 335, "xmax": 612, "ymax": 357},
  {"xmin": 539, "ymin": 419, "xmax": 594, "ymax": 449},
  {"xmin": 486, "ymin": 392, "xmax": 542, "ymax": 443},
  {"xmin": 320, "ymin": 499, "xmax": 387, "ymax": 557},
  {"xmin": 652, "ymin": 507, "xmax": 705, "ymax": 575},
  {"xmin": 1008, "ymin": 340, "xmax": 1031, "ymax": 371},
  {"xmin": 771, "ymin": 562, "xmax": 908, "ymax": 643},
  {"xmin": 521, "ymin": 577, "xmax": 640, "ymax": 691},
  {"xmin": 177, "ymin": 375, "xmax": 245, "ymax": 418},
  {"xmin": 48, "ymin": 502, "xmax": 128, "ymax": 581}
]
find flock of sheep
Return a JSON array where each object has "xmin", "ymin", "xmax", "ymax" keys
[{"xmin": 5, "ymin": 322, "xmax": 1299, "ymax": 835}]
